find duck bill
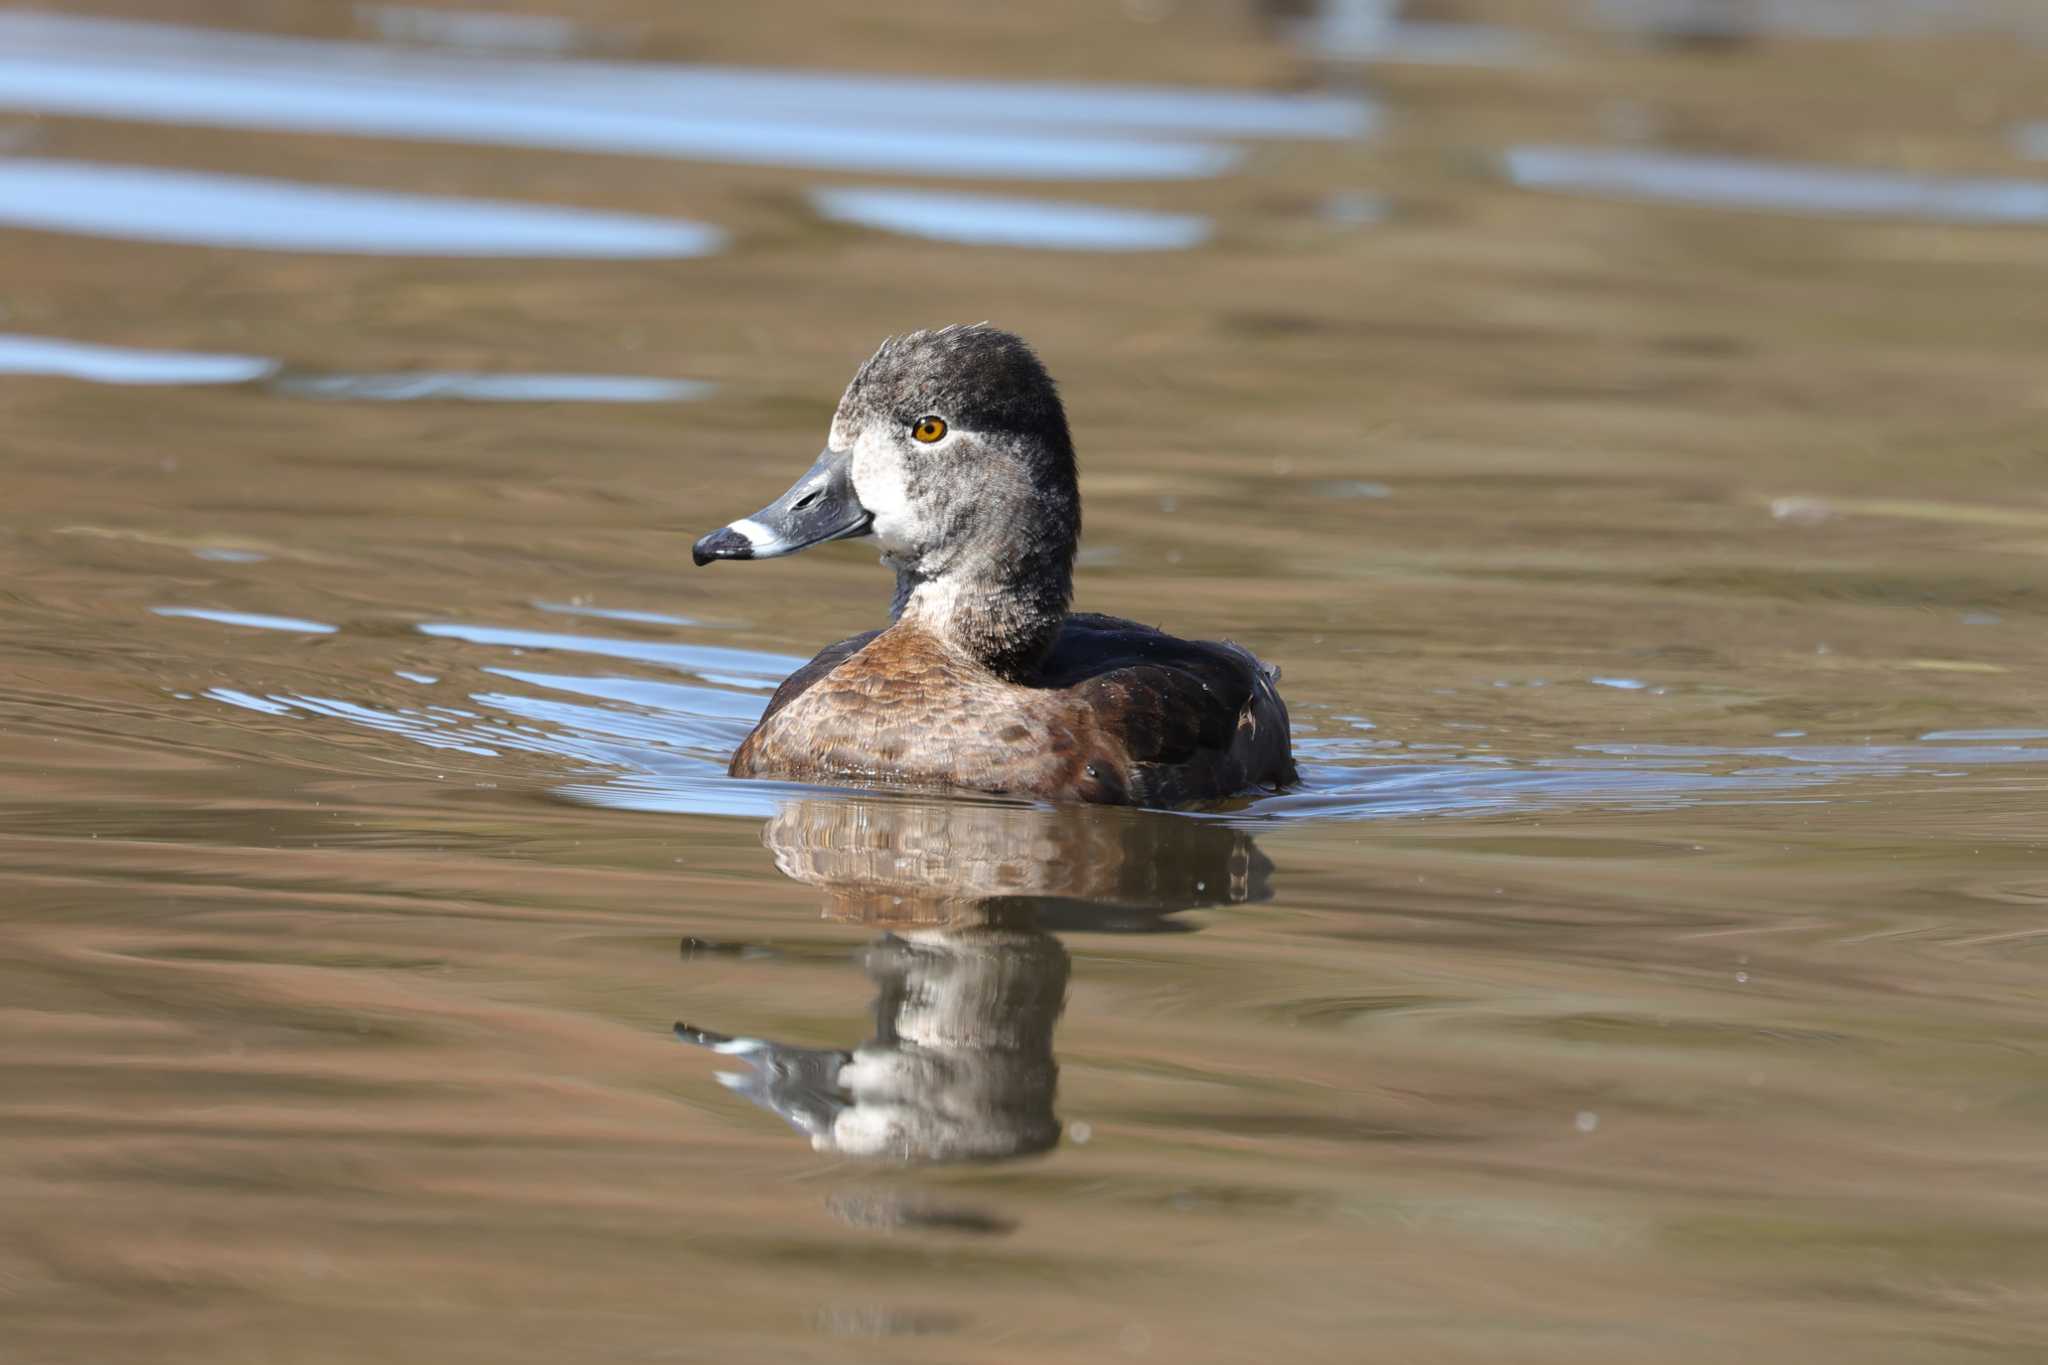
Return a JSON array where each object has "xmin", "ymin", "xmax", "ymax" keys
[{"xmin": 692, "ymin": 447, "xmax": 873, "ymax": 566}]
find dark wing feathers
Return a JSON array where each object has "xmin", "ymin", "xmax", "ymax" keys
[{"xmin": 1046, "ymin": 616, "xmax": 1294, "ymax": 806}]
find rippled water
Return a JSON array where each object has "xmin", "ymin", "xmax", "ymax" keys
[
  {"xmin": 0, "ymin": 158, "xmax": 728, "ymax": 256},
  {"xmin": 0, "ymin": 12, "xmax": 1368, "ymax": 181},
  {"xmin": 7, "ymin": 4, "xmax": 2048, "ymax": 1363},
  {"xmin": 1505, "ymin": 145, "xmax": 2048, "ymax": 224}
]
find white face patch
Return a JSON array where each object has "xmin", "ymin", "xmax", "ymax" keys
[
  {"xmin": 848, "ymin": 426, "xmax": 918, "ymax": 554},
  {"xmin": 726, "ymin": 516, "xmax": 791, "ymax": 557}
]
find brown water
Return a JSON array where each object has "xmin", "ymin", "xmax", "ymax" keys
[{"xmin": 5, "ymin": 4, "xmax": 2048, "ymax": 1361}]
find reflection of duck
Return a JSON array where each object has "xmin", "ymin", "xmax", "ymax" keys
[
  {"xmin": 760, "ymin": 796, "xmax": 1272, "ymax": 926},
  {"xmin": 674, "ymin": 796, "xmax": 1272, "ymax": 1164},
  {"xmin": 691, "ymin": 324, "xmax": 1294, "ymax": 806},
  {"xmin": 680, "ymin": 925, "xmax": 1066, "ymax": 1162}
]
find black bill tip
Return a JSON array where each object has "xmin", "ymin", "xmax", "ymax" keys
[{"xmin": 691, "ymin": 527, "xmax": 753, "ymax": 566}]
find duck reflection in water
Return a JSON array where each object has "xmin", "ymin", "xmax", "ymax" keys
[{"xmin": 675, "ymin": 797, "xmax": 1272, "ymax": 1163}]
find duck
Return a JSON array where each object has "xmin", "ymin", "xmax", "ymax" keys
[{"xmin": 691, "ymin": 324, "xmax": 1294, "ymax": 807}]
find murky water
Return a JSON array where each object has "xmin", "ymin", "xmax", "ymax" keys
[{"xmin": 5, "ymin": 3, "xmax": 2048, "ymax": 1362}]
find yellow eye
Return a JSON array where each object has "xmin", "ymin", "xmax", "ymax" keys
[{"xmin": 911, "ymin": 415, "xmax": 947, "ymax": 444}]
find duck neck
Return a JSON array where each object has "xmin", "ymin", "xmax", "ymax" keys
[{"xmin": 890, "ymin": 545, "xmax": 1072, "ymax": 683}]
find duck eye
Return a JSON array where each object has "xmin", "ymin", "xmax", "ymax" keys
[{"xmin": 910, "ymin": 416, "xmax": 947, "ymax": 444}]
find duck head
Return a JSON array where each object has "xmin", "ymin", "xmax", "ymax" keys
[{"xmin": 693, "ymin": 324, "xmax": 1080, "ymax": 678}]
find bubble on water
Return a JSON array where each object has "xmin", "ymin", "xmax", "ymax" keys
[
  {"xmin": 1735, "ymin": 971, "xmax": 1750, "ymax": 984},
  {"xmin": 1574, "ymin": 1110, "xmax": 1599, "ymax": 1133},
  {"xmin": 1324, "ymin": 192, "xmax": 1389, "ymax": 228},
  {"xmin": 1771, "ymin": 497, "xmax": 1833, "ymax": 524},
  {"xmin": 1070, "ymin": 1121, "xmax": 1093, "ymax": 1145},
  {"xmin": 1321, "ymin": 478, "xmax": 1392, "ymax": 498}
]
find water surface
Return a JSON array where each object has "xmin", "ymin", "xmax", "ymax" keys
[
  {"xmin": 0, "ymin": 158, "xmax": 727, "ymax": 256},
  {"xmin": 0, "ymin": 12, "xmax": 1379, "ymax": 181},
  {"xmin": 809, "ymin": 187, "xmax": 1212, "ymax": 251},
  {"xmin": 5, "ymin": 4, "xmax": 2048, "ymax": 1364},
  {"xmin": 1505, "ymin": 144, "xmax": 2048, "ymax": 224}
]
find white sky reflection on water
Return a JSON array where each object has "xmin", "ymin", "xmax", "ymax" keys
[
  {"xmin": 810, "ymin": 188, "xmax": 1212, "ymax": 251},
  {"xmin": 416, "ymin": 622, "xmax": 809, "ymax": 683},
  {"xmin": 1590, "ymin": 0, "xmax": 2048, "ymax": 42},
  {"xmin": 0, "ymin": 332, "xmax": 273, "ymax": 385},
  {"xmin": 1288, "ymin": 4, "xmax": 1542, "ymax": 66},
  {"xmin": 155, "ymin": 613, "xmax": 2048, "ymax": 824},
  {"xmin": 272, "ymin": 372, "xmax": 714, "ymax": 402},
  {"xmin": 0, "ymin": 333, "xmax": 710, "ymax": 401},
  {"xmin": 0, "ymin": 13, "xmax": 1383, "ymax": 182},
  {"xmin": 0, "ymin": 160, "xmax": 726, "ymax": 257},
  {"xmin": 1505, "ymin": 145, "xmax": 2048, "ymax": 224},
  {"xmin": 532, "ymin": 602, "xmax": 697, "ymax": 627},
  {"xmin": 155, "ymin": 607, "xmax": 339, "ymax": 634}
]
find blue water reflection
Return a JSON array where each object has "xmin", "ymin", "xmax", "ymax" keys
[
  {"xmin": 154, "ymin": 611, "xmax": 2048, "ymax": 824},
  {"xmin": 416, "ymin": 622, "xmax": 809, "ymax": 683},
  {"xmin": 0, "ymin": 13, "xmax": 1387, "ymax": 182},
  {"xmin": 1, "ymin": 331, "xmax": 711, "ymax": 400},
  {"xmin": 810, "ymin": 187, "xmax": 1210, "ymax": 251},
  {"xmin": 0, "ymin": 332, "xmax": 272, "ymax": 385},
  {"xmin": 272, "ymin": 372, "xmax": 714, "ymax": 402},
  {"xmin": 0, "ymin": 159, "xmax": 726, "ymax": 257},
  {"xmin": 155, "ymin": 607, "xmax": 338, "ymax": 634},
  {"xmin": 1505, "ymin": 145, "xmax": 2048, "ymax": 224},
  {"xmin": 1286, "ymin": 1, "xmax": 1539, "ymax": 65}
]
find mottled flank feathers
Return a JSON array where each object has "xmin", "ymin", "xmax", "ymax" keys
[{"xmin": 733, "ymin": 614, "xmax": 1295, "ymax": 808}]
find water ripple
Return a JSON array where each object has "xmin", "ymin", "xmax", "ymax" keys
[
  {"xmin": 810, "ymin": 188, "xmax": 1211, "ymax": 251},
  {"xmin": 159, "ymin": 615, "xmax": 2048, "ymax": 824},
  {"xmin": 0, "ymin": 159, "xmax": 725, "ymax": 257},
  {"xmin": 0, "ymin": 13, "xmax": 1374, "ymax": 182},
  {"xmin": 1505, "ymin": 145, "xmax": 2048, "ymax": 224}
]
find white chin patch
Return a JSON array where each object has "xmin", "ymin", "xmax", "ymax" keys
[
  {"xmin": 850, "ymin": 439, "xmax": 916, "ymax": 553},
  {"xmin": 728, "ymin": 517, "xmax": 791, "ymax": 558}
]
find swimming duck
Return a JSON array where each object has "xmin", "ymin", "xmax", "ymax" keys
[{"xmin": 692, "ymin": 324, "xmax": 1294, "ymax": 807}]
